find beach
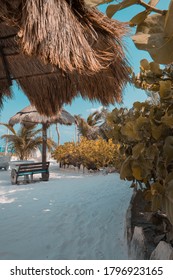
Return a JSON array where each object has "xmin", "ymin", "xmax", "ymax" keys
[{"xmin": 0, "ymin": 164, "xmax": 132, "ymax": 260}]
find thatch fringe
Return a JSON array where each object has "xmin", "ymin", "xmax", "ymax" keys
[
  {"xmin": 0, "ymin": 86, "xmax": 12, "ymax": 109},
  {"xmin": 0, "ymin": 0, "xmax": 130, "ymax": 116},
  {"xmin": 19, "ymin": 0, "xmax": 127, "ymax": 74}
]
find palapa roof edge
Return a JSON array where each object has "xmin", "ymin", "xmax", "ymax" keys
[
  {"xmin": 9, "ymin": 105, "xmax": 76, "ymax": 126},
  {"xmin": 0, "ymin": 0, "xmax": 130, "ymax": 116}
]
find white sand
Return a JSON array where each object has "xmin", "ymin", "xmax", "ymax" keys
[{"xmin": 0, "ymin": 164, "xmax": 132, "ymax": 260}]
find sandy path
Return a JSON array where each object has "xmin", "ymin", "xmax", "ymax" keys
[{"xmin": 0, "ymin": 169, "xmax": 132, "ymax": 260}]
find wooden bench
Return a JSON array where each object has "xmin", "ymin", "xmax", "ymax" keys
[{"xmin": 11, "ymin": 162, "xmax": 50, "ymax": 184}]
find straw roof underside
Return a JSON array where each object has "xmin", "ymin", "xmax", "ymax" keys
[
  {"xmin": 0, "ymin": 0, "xmax": 130, "ymax": 116},
  {"xmin": 9, "ymin": 105, "xmax": 76, "ymax": 126}
]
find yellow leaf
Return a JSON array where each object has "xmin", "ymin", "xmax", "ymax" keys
[
  {"xmin": 163, "ymin": 136, "xmax": 173, "ymax": 165},
  {"xmin": 159, "ymin": 80, "xmax": 172, "ymax": 99},
  {"xmin": 164, "ymin": 0, "xmax": 173, "ymax": 37},
  {"xmin": 121, "ymin": 121, "xmax": 140, "ymax": 141},
  {"xmin": 132, "ymin": 143, "xmax": 145, "ymax": 159},
  {"xmin": 148, "ymin": 0, "xmax": 159, "ymax": 6},
  {"xmin": 120, "ymin": 156, "xmax": 133, "ymax": 180},
  {"xmin": 151, "ymin": 195, "xmax": 162, "ymax": 211},
  {"xmin": 149, "ymin": 62, "xmax": 162, "ymax": 75},
  {"xmin": 130, "ymin": 11, "xmax": 149, "ymax": 27},
  {"xmin": 131, "ymin": 13, "xmax": 173, "ymax": 64},
  {"xmin": 151, "ymin": 182, "xmax": 165, "ymax": 195},
  {"xmin": 144, "ymin": 190, "xmax": 152, "ymax": 201},
  {"xmin": 131, "ymin": 165, "xmax": 143, "ymax": 180},
  {"xmin": 161, "ymin": 114, "xmax": 173, "ymax": 128},
  {"xmin": 151, "ymin": 124, "xmax": 163, "ymax": 140},
  {"xmin": 140, "ymin": 59, "xmax": 150, "ymax": 70}
]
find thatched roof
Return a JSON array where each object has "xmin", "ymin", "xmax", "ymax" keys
[
  {"xmin": 9, "ymin": 105, "xmax": 76, "ymax": 126},
  {"xmin": 0, "ymin": 0, "xmax": 130, "ymax": 116}
]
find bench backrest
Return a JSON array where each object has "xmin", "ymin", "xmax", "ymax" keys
[{"xmin": 17, "ymin": 162, "xmax": 50, "ymax": 173}]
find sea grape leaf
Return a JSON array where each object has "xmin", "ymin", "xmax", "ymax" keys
[
  {"xmin": 129, "ymin": 11, "xmax": 149, "ymax": 26},
  {"xmin": 164, "ymin": 177, "xmax": 173, "ymax": 224},
  {"xmin": 145, "ymin": 144, "xmax": 159, "ymax": 161},
  {"xmin": 144, "ymin": 190, "xmax": 152, "ymax": 201},
  {"xmin": 151, "ymin": 194, "xmax": 162, "ymax": 211},
  {"xmin": 121, "ymin": 121, "xmax": 140, "ymax": 140},
  {"xmin": 140, "ymin": 59, "xmax": 150, "ymax": 71},
  {"xmin": 131, "ymin": 13, "xmax": 173, "ymax": 64},
  {"xmin": 131, "ymin": 158, "xmax": 151, "ymax": 180},
  {"xmin": 161, "ymin": 114, "xmax": 173, "ymax": 128},
  {"xmin": 163, "ymin": 136, "xmax": 173, "ymax": 165},
  {"xmin": 133, "ymin": 101, "xmax": 144, "ymax": 111},
  {"xmin": 148, "ymin": 0, "xmax": 160, "ymax": 6},
  {"xmin": 159, "ymin": 80, "xmax": 172, "ymax": 99},
  {"xmin": 165, "ymin": 172, "xmax": 173, "ymax": 184},
  {"xmin": 164, "ymin": 0, "xmax": 173, "ymax": 37},
  {"xmin": 151, "ymin": 123, "xmax": 163, "ymax": 140},
  {"xmin": 132, "ymin": 14, "xmax": 165, "ymax": 48},
  {"xmin": 135, "ymin": 116, "xmax": 150, "ymax": 139},
  {"xmin": 151, "ymin": 182, "xmax": 165, "ymax": 195},
  {"xmin": 120, "ymin": 156, "xmax": 133, "ymax": 180},
  {"xmin": 131, "ymin": 165, "xmax": 143, "ymax": 180},
  {"xmin": 132, "ymin": 143, "xmax": 145, "ymax": 159},
  {"xmin": 106, "ymin": 0, "xmax": 138, "ymax": 18},
  {"xmin": 149, "ymin": 62, "xmax": 162, "ymax": 75}
]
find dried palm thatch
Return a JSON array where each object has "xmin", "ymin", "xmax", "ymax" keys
[
  {"xmin": 9, "ymin": 105, "xmax": 76, "ymax": 126},
  {"xmin": 0, "ymin": 0, "xmax": 130, "ymax": 116}
]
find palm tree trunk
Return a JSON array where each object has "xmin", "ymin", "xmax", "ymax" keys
[
  {"xmin": 42, "ymin": 124, "xmax": 47, "ymax": 162},
  {"xmin": 56, "ymin": 123, "xmax": 60, "ymax": 146},
  {"xmin": 4, "ymin": 128, "xmax": 9, "ymax": 155}
]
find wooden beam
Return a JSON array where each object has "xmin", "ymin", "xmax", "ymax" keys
[
  {"xmin": 0, "ymin": 47, "xmax": 12, "ymax": 86},
  {"xmin": 0, "ymin": 70, "xmax": 60, "ymax": 81},
  {"xmin": 0, "ymin": 33, "xmax": 17, "ymax": 40}
]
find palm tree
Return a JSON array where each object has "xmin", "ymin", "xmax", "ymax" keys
[
  {"xmin": 75, "ymin": 108, "xmax": 108, "ymax": 140},
  {"xmin": 1, "ymin": 124, "xmax": 56, "ymax": 160}
]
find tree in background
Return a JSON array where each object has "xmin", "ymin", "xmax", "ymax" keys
[
  {"xmin": 53, "ymin": 137, "xmax": 120, "ymax": 171},
  {"xmin": 75, "ymin": 108, "xmax": 108, "ymax": 140},
  {"xmin": 1, "ymin": 124, "xmax": 56, "ymax": 160}
]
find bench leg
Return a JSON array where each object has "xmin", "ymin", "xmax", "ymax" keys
[
  {"xmin": 24, "ymin": 174, "xmax": 30, "ymax": 183},
  {"xmin": 11, "ymin": 169, "xmax": 17, "ymax": 185},
  {"xmin": 42, "ymin": 172, "xmax": 49, "ymax": 181}
]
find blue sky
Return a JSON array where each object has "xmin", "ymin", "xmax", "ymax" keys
[{"xmin": 0, "ymin": 0, "xmax": 170, "ymax": 145}]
